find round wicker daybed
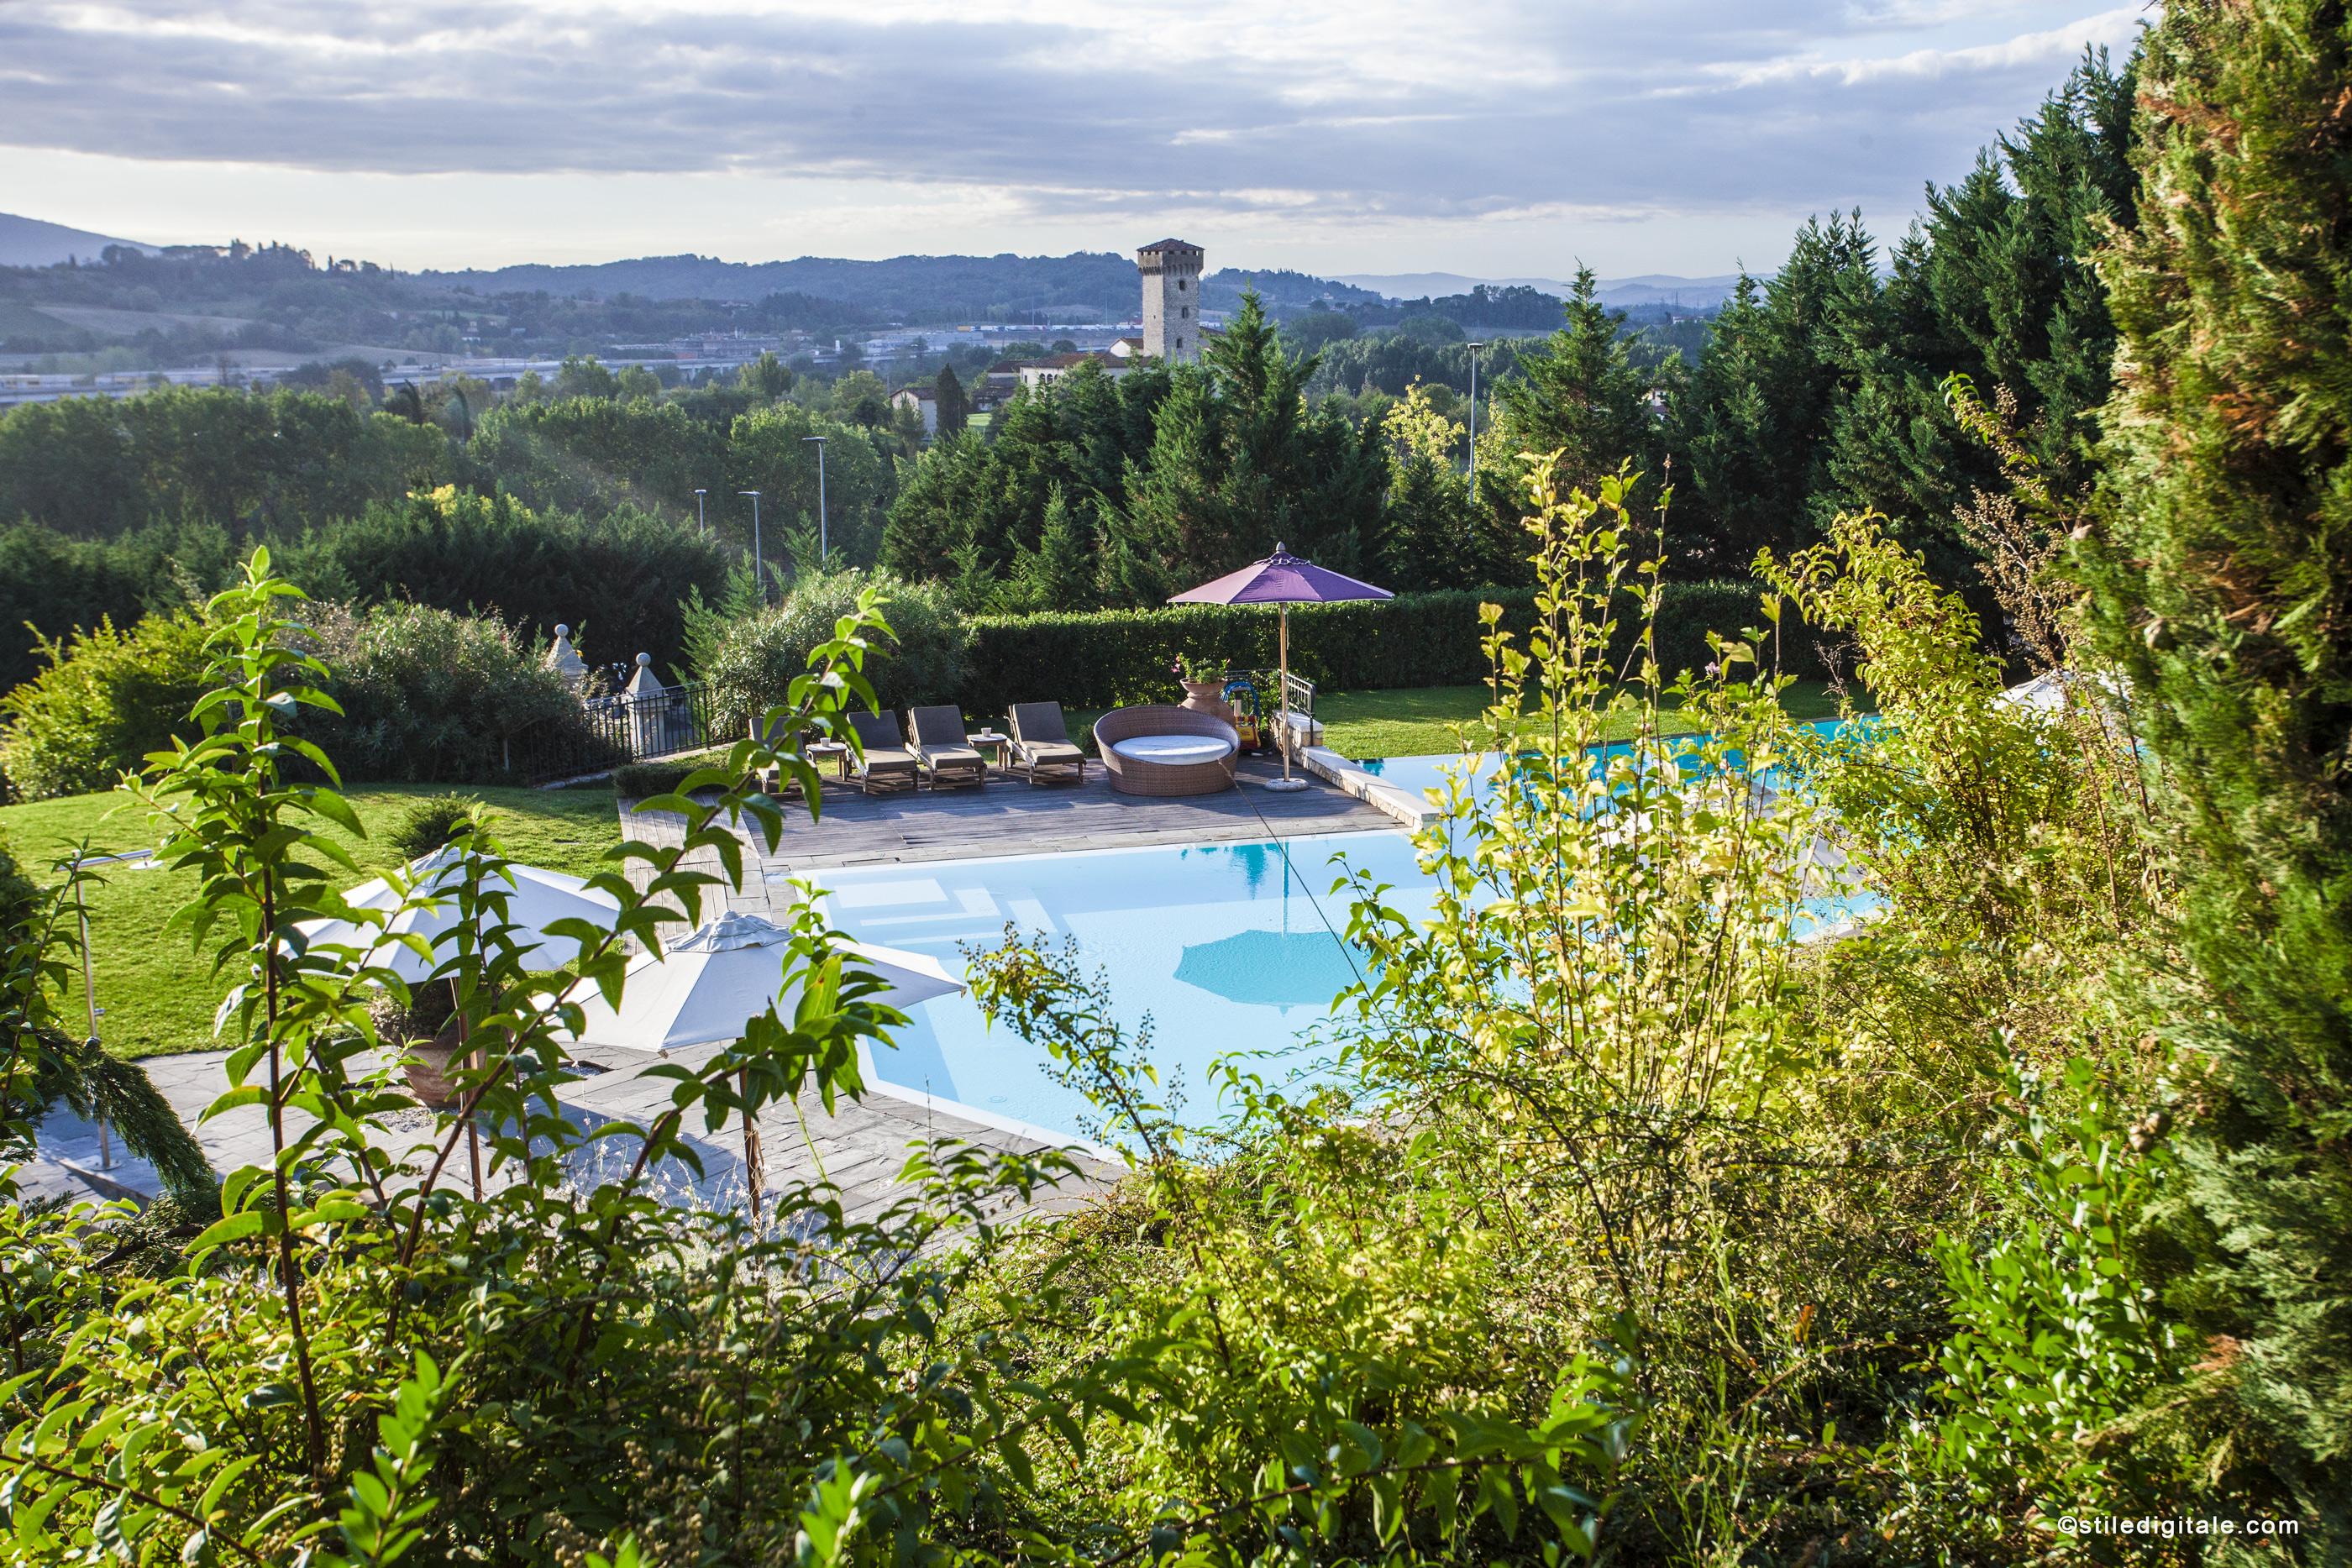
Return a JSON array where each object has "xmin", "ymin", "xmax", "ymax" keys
[{"xmin": 1094, "ymin": 705, "xmax": 1241, "ymax": 797}]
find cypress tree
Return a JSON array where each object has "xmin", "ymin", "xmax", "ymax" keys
[
  {"xmin": 932, "ymin": 362, "xmax": 969, "ymax": 439},
  {"xmin": 2082, "ymin": 0, "xmax": 2352, "ymax": 1532}
]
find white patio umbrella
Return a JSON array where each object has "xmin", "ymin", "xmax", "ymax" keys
[
  {"xmin": 562, "ymin": 910, "xmax": 963, "ymax": 1221},
  {"xmin": 295, "ymin": 846, "xmax": 621, "ymax": 1198},
  {"xmin": 295, "ymin": 846, "xmax": 621, "ymax": 983}
]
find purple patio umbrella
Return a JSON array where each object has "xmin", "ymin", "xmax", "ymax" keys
[{"xmin": 1170, "ymin": 543, "xmax": 1392, "ymax": 790}]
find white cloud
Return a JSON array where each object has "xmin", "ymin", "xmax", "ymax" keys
[{"xmin": 0, "ymin": 1, "xmax": 2149, "ymax": 275}]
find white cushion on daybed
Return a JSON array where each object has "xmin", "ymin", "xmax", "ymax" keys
[{"xmin": 1110, "ymin": 734, "xmax": 1234, "ymax": 766}]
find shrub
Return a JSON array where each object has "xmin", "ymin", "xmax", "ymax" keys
[
  {"xmin": 276, "ymin": 485, "xmax": 732, "ymax": 678},
  {"xmin": 705, "ymin": 568, "xmax": 968, "ymax": 734},
  {"xmin": 0, "ymin": 612, "xmax": 214, "ymax": 800},
  {"xmin": 611, "ymin": 748, "xmax": 730, "ymax": 799},
  {"xmin": 382, "ymin": 794, "xmax": 486, "ymax": 859},
  {"xmin": 954, "ymin": 579, "xmax": 1811, "ymax": 716},
  {"xmin": 297, "ymin": 600, "xmax": 596, "ymax": 784}
]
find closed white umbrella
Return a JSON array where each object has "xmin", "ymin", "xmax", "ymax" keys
[
  {"xmin": 563, "ymin": 910, "xmax": 963, "ymax": 1220},
  {"xmin": 296, "ymin": 846, "xmax": 621, "ymax": 982}
]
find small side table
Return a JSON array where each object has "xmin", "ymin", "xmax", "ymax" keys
[
  {"xmin": 968, "ymin": 730, "xmax": 1011, "ymax": 772},
  {"xmin": 806, "ymin": 740, "xmax": 852, "ymax": 781}
]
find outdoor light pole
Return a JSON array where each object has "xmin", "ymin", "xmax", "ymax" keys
[
  {"xmin": 1466, "ymin": 341, "xmax": 1485, "ymax": 505},
  {"xmin": 66, "ymin": 850, "xmax": 154, "ymax": 1171},
  {"xmin": 802, "ymin": 436, "xmax": 828, "ymax": 562},
  {"xmin": 693, "ymin": 487, "xmax": 707, "ymax": 538},
  {"xmin": 738, "ymin": 490, "xmax": 763, "ymax": 601}
]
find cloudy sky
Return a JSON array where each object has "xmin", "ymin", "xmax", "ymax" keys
[{"xmin": 1, "ymin": 1, "xmax": 2147, "ymax": 278}]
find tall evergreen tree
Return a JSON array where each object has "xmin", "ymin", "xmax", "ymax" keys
[
  {"xmin": 1488, "ymin": 265, "xmax": 1658, "ymax": 508},
  {"xmin": 1820, "ymin": 50, "xmax": 2138, "ymax": 561},
  {"xmin": 1114, "ymin": 291, "xmax": 1385, "ymax": 590},
  {"xmin": 2082, "ymin": 0, "xmax": 2352, "ymax": 1534},
  {"xmin": 932, "ymin": 362, "xmax": 969, "ymax": 439},
  {"xmin": 1667, "ymin": 216, "xmax": 1880, "ymax": 571}
]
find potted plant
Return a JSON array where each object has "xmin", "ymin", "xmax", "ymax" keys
[
  {"xmin": 372, "ymin": 983, "xmax": 470, "ymax": 1109},
  {"xmin": 1172, "ymin": 653, "xmax": 1231, "ymax": 720}
]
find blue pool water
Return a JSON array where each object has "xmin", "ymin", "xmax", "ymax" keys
[
  {"xmin": 821, "ymin": 796, "xmax": 1874, "ymax": 1146},
  {"xmin": 1354, "ymin": 716, "xmax": 1865, "ymax": 800},
  {"xmin": 819, "ymin": 833, "xmax": 1434, "ymax": 1147}
]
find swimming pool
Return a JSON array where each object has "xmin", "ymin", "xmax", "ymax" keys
[
  {"xmin": 818, "ymin": 832, "xmax": 1433, "ymax": 1149},
  {"xmin": 1352, "ymin": 716, "xmax": 1865, "ymax": 800},
  {"xmin": 820, "ymin": 788, "xmax": 1873, "ymax": 1147}
]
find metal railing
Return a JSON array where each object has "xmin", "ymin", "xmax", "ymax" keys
[{"xmin": 505, "ymin": 681, "xmax": 719, "ymax": 784}]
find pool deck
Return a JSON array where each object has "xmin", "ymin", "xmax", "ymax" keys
[{"xmin": 621, "ymin": 753, "xmax": 1402, "ymax": 925}]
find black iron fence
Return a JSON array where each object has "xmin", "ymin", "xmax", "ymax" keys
[{"xmin": 504, "ymin": 682, "xmax": 719, "ymax": 784}]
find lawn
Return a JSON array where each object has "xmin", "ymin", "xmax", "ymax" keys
[
  {"xmin": 1312, "ymin": 678, "xmax": 1851, "ymax": 761},
  {"xmin": 0, "ymin": 782, "xmax": 622, "ymax": 1060}
]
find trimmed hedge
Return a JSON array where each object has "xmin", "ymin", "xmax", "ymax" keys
[{"xmin": 955, "ymin": 580, "xmax": 1818, "ymax": 716}]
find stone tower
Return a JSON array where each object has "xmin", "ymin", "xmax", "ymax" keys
[{"xmin": 1138, "ymin": 238, "xmax": 1205, "ymax": 364}]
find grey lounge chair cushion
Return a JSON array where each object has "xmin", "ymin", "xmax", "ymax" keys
[
  {"xmin": 847, "ymin": 712, "xmax": 918, "ymax": 773},
  {"xmin": 916, "ymin": 743, "xmax": 984, "ymax": 772},
  {"xmin": 906, "ymin": 707, "xmax": 984, "ymax": 772},
  {"xmin": 1009, "ymin": 703, "xmax": 1074, "ymax": 747}
]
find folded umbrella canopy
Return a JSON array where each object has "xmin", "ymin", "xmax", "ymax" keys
[
  {"xmin": 291, "ymin": 846, "xmax": 623, "ymax": 1199},
  {"xmin": 1170, "ymin": 544, "xmax": 1392, "ymax": 790},
  {"xmin": 295, "ymin": 846, "xmax": 621, "ymax": 982},
  {"xmin": 562, "ymin": 910, "xmax": 963, "ymax": 1222}
]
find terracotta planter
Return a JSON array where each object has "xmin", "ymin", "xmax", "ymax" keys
[
  {"xmin": 402, "ymin": 1016, "xmax": 475, "ymax": 1109},
  {"xmin": 1179, "ymin": 678, "xmax": 1232, "ymax": 722}
]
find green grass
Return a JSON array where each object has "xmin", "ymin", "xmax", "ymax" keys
[
  {"xmin": 1314, "ymin": 679, "xmax": 1850, "ymax": 761},
  {"xmin": 0, "ymin": 783, "xmax": 622, "ymax": 1060}
]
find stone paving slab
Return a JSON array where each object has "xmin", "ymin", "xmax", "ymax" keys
[{"xmin": 32, "ymin": 1046, "xmax": 1120, "ymax": 1222}]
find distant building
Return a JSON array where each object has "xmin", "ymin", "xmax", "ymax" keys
[
  {"xmin": 890, "ymin": 385, "xmax": 938, "ymax": 436},
  {"xmin": 1016, "ymin": 352, "xmax": 1132, "ymax": 392},
  {"xmin": 1138, "ymin": 238, "xmax": 1205, "ymax": 364}
]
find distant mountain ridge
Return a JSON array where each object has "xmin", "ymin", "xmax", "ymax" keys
[
  {"xmin": 420, "ymin": 250, "xmax": 1383, "ymax": 321},
  {"xmin": 0, "ymin": 212, "xmax": 156, "ymax": 268},
  {"xmin": 1333, "ymin": 271, "xmax": 1746, "ymax": 308}
]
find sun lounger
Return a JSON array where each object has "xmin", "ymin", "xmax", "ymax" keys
[
  {"xmin": 1006, "ymin": 702, "xmax": 1088, "ymax": 785},
  {"xmin": 906, "ymin": 705, "xmax": 987, "ymax": 789},
  {"xmin": 845, "ymin": 711, "xmax": 921, "ymax": 794}
]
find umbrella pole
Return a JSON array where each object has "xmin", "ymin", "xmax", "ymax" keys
[
  {"xmin": 1265, "ymin": 605, "xmax": 1309, "ymax": 791},
  {"xmin": 739, "ymin": 1068, "xmax": 765, "ymax": 1228},
  {"xmin": 1280, "ymin": 606, "xmax": 1290, "ymax": 782}
]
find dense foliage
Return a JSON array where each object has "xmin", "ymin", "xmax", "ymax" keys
[
  {"xmin": 0, "ymin": 611, "xmax": 212, "ymax": 800},
  {"xmin": 953, "ymin": 579, "xmax": 1786, "ymax": 718},
  {"xmin": 704, "ymin": 568, "xmax": 970, "ymax": 737},
  {"xmin": 2076, "ymin": 0, "xmax": 2352, "ymax": 1534},
  {"xmin": 296, "ymin": 599, "xmax": 601, "ymax": 785}
]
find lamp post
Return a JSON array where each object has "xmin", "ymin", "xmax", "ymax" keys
[
  {"xmin": 66, "ymin": 849, "xmax": 155, "ymax": 1170},
  {"xmin": 1466, "ymin": 340, "xmax": 1485, "ymax": 505},
  {"xmin": 802, "ymin": 436, "xmax": 828, "ymax": 563},
  {"xmin": 692, "ymin": 487, "xmax": 707, "ymax": 538},
  {"xmin": 738, "ymin": 490, "xmax": 763, "ymax": 601}
]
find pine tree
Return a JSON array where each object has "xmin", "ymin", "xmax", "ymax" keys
[
  {"xmin": 933, "ymin": 363, "xmax": 969, "ymax": 439},
  {"xmin": 1491, "ymin": 265, "xmax": 1657, "ymax": 506},
  {"xmin": 2082, "ymin": 0, "xmax": 2352, "ymax": 1531},
  {"xmin": 1003, "ymin": 485, "xmax": 1097, "ymax": 612}
]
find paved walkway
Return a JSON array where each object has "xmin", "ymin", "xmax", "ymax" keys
[{"xmin": 28, "ymin": 1043, "xmax": 1121, "ymax": 1219}]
